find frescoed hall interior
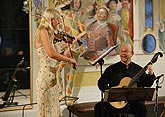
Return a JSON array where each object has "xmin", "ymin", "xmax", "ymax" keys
[{"xmin": 0, "ymin": 0, "xmax": 165, "ymax": 117}]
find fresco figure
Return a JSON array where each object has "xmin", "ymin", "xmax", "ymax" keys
[
  {"xmin": 118, "ymin": 0, "xmax": 133, "ymax": 45},
  {"xmin": 81, "ymin": 7, "xmax": 115, "ymax": 61},
  {"xmin": 158, "ymin": 18, "xmax": 165, "ymax": 53},
  {"xmin": 107, "ymin": 0, "xmax": 124, "ymax": 54},
  {"xmin": 55, "ymin": 0, "xmax": 86, "ymax": 105}
]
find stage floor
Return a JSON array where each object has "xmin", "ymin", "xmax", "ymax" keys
[{"xmin": 0, "ymin": 89, "xmax": 31, "ymax": 111}]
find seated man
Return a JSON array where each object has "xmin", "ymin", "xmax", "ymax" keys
[{"xmin": 94, "ymin": 43, "xmax": 156, "ymax": 117}]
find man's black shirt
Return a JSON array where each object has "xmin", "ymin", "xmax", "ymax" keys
[{"xmin": 98, "ymin": 61, "xmax": 155, "ymax": 92}]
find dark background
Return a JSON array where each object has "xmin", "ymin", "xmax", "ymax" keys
[
  {"xmin": 0, "ymin": 0, "xmax": 30, "ymax": 91},
  {"xmin": 0, "ymin": 0, "xmax": 29, "ymax": 56}
]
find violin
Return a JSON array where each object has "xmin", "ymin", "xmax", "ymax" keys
[
  {"xmin": 54, "ymin": 31, "xmax": 79, "ymax": 69},
  {"xmin": 53, "ymin": 31, "xmax": 82, "ymax": 46}
]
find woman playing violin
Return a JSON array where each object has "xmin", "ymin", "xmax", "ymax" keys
[{"xmin": 34, "ymin": 8, "xmax": 77, "ymax": 117}]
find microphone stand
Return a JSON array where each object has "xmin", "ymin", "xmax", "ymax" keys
[
  {"xmin": 98, "ymin": 58, "xmax": 105, "ymax": 117},
  {"xmin": 154, "ymin": 77, "xmax": 162, "ymax": 117}
]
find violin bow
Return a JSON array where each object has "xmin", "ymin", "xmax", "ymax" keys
[{"xmin": 60, "ymin": 14, "xmax": 76, "ymax": 69}]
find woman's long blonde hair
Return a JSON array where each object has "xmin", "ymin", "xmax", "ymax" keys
[{"xmin": 38, "ymin": 8, "xmax": 60, "ymax": 40}]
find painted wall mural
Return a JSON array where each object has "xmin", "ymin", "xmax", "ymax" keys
[
  {"xmin": 32, "ymin": 0, "xmax": 134, "ymax": 100},
  {"xmin": 158, "ymin": 0, "xmax": 165, "ymax": 53},
  {"xmin": 33, "ymin": 0, "xmax": 134, "ymax": 59}
]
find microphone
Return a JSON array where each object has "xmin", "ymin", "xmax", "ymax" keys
[{"xmin": 155, "ymin": 74, "xmax": 164, "ymax": 80}]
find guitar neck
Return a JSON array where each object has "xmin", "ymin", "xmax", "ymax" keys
[{"xmin": 128, "ymin": 65, "xmax": 148, "ymax": 88}]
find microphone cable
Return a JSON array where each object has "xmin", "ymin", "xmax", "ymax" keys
[{"xmin": 21, "ymin": 103, "xmax": 37, "ymax": 117}]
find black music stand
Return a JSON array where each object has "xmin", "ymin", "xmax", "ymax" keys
[
  {"xmin": 104, "ymin": 88, "xmax": 155, "ymax": 102},
  {"xmin": 0, "ymin": 55, "xmax": 27, "ymax": 107},
  {"xmin": 0, "ymin": 55, "xmax": 23, "ymax": 91}
]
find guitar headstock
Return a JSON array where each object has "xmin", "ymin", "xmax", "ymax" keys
[{"xmin": 150, "ymin": 52, "xmax": 163, "ymax": 64}]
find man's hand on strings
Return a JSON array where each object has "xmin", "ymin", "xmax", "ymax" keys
[{"xmin": 147, "ymin": 64, "xmax": 154, "ymax": 75}]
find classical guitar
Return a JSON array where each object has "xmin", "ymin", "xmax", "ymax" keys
[{"xmin": 108, "ymin": 52, "xmax": 163, "ymax": 109}]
